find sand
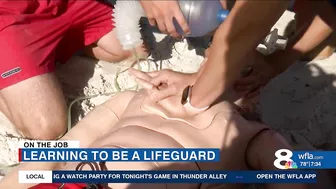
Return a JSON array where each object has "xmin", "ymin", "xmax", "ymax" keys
[{"xmin": 0, "ymin": 11, "xmax": 335, "ymax": 188}]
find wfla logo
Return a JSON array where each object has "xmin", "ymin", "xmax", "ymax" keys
[{"xmin": 274, "ymin": 149, "xmax": 298, "ymax": 169}]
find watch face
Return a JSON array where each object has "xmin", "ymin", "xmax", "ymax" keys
[{"xmin": 181, "ymin": 86, "xmax": 190, "ymax": 105}]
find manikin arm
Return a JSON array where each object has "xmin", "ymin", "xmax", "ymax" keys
[
  {"xmin": 246, "ymin": 128, "xmax": 308, "ymax": 189},
  {"xmin": 61, "ymin": 91, "xmax": 136, "ymax": 146},
  {"xmin": 0, "ymin": 91, "xmax": 136, "ymax": 189}
]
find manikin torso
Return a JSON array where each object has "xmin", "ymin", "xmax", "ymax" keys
[{"xmin": 89, "ymin": 90, "xmax": 268, "ymax": 189}]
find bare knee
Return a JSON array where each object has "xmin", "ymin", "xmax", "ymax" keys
[
  {"xmin": 83, "ymin": 44, "xmax": 131, "ymax": 62},
  {"xmin": 90, "ymin": 30, "xmax": 149, "ymax": 62},
  {"xmin": 104, "ymin": 50, "xmax": 131, "ymax": 63},
  {"xmin": 99, "ymin": 44, "xmax": 149, "ymax": 63},
  {"xmin": 0, "ymin": 73, "xmax": 68, "ymax": 140},
  {"xmin": 22, "ymin": 113, "xmax": 67, "ymax": 140}
]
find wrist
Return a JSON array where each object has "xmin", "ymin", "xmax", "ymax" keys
[
  {"xmin": 190, "ymin": 83, "xmax": 223, "ymax": 109},
  {"xmin": 184, "ymin": 100, "xmax": 209, "ymax": 115},
  {"xmin": 191, "ymin": 55, "xmax": 228, "ymax": 108},
  {"xmin": 189, "ymin": 73, "xmax": 199, "ymax": 84},
  {"xmin": 181, "ymin": 86, "xmax": 209, "ymax": 114},
  {"xmin": 191, "ymin": 80, "xmax": 224, "ymax": 108}
]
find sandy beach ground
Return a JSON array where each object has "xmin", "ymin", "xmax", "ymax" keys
[{"xmin": 0, "ymin": 11, "xmax": 335, "ymax": 188}]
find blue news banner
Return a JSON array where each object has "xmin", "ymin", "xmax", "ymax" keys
[
  {"xmin": 51, "ymin": 171, "xmax": 317, "ymax": 184},
  {"xmin": 19, "ymin": 148, "xmax": 321, "ymax": 184},
  {"xmin": 275, "ymin": 149, "xmax": 336, "ymax": 169},
  {"xmin": 19, "ymin": 148, "xmax": 220, "ymax": 162},
  {"xmin": 20, "ymin": 148, "xmax": 336, "ymax": 169},
  {"xmin": 291, "ymin": 151, "xmax": 336, "ymax": 169}
]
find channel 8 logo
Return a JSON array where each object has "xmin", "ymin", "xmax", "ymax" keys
[{"xmin": 274, "ymin": 149, "xmax": 297, "ymax": 169}]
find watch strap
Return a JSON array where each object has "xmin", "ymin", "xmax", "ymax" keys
[
  {"xmin": 182, "ymin": 85, "xmax": 209, "ymax": 114},
  {"xmin": 183, "ymin": 100, "xmax": 209, "ymax": 114}
]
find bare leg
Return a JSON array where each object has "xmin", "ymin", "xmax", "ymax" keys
[
  {"xmin": 0, "ymin": 73, "xmax": 67, "ymax": 140},
  {"xmin": 83, "ymin": 30, "xmax": 149, "ymax": 62},
  {"xmin": 0, "ymin": 91, "xmax": 135, "ymax": 189},
  {"xmin": 268, "ymin": 15, "xmax": 334, "ymax": 75},
  {"xmin": 83, "ymin": 43, "xmax": 124, "ymax": 62},
  {"xmin": 234, "ymin": 1, "xmax": 336, "ymax": 100},
  {"xmin": 290, "ymin": 0, "xmax": 335, "ymax": 62},
  {"xmin": 303, "ymin": 32, "xmax": 336, "ymax": 61}
]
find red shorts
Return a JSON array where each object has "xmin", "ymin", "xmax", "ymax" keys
[{"xmin": 0, "ymin": 0, "xmax": 114, "ymax": 89}]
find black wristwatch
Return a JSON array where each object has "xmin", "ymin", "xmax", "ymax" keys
[{"xmin": 181, "ymin": 85, "xmax": 209, "ymax": 114}]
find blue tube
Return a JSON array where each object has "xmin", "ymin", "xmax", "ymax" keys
[{"xmin": 217, "ymin": 9, "xmax": 230, "ymax": 23}]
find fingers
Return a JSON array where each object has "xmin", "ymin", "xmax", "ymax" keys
[
  {"xmin": 173, "ymin": 9, "xmax": 190, "ymax": 35},
  {"xmin": 150, "ymin": 84, "xmax": 178, "ymax": 101},
  {"xmin": 156, "ymin": 18, "xmax": 167, "ymax": 34},
  {"xmin": 147, "ymin": 70, "xmax": 170, "ymax": 86},
  {"xmin": 148, "ymin": 18, "xmax": 156, "ymax": 27},
  {"xmin": 141, "ymin": 1, "xmax": 189, "ymax": 37},
  {"xmin": 135, "ymin": 78, "xmax": 155, "ymax": 90},
  {"xmin": 158, "ymin": 83, "xmax": 168, "ymax": 90},
  {"xmin": 128, "ymin": 68, "xmax": 152, "ymax": 82},
  {"xmin": 148, "ymin": 7, "xmax": 167, "ymax": 33},
  {"xmin": 129, "ymin": 68, "xmax": 170, "ymax": 87},
  {"xmin": 135, "ymin": 78, "xmax": 162, "ymax": 96},
  {"xmin": 133, "ymin": 71, "xmax": 176, "ymax": 101},
  {"xmin": 235, "ymin": 84, "xmax": 259, "ymax": 93},
  {"xmin": 235, "ymin": 75, "xmax": 258, "ymax": 85},
  {"xmin": 165, "ymin": 16, "xmax": 180, "ymax": 38},
  {"xmin": 235, "ymin": 75, "xmax": 260, "ymax": 92},
  {"xmin": 140, "ymin": 1, "xmax": 157, "ymax": 27},
  {"xmin": 245, "ymin": 87, "xmax": 261, "ymax": 99},
  {"xmin": 150, "ymin": 73, "xmax": 168, "ymax": 86},
  {"xmin": 147, "ymin": 71, "xmax": 160, "ymax": 78}
]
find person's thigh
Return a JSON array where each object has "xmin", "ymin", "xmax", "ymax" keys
[
  {"xmin": 0, "ymin": 9, "xmax": 70, "ymax": 139},
  {"xmin": 61, "ymin": 0, "xmax": 148, "ymax": 62},
  {"xmin": 82, "ymin": 38, "xmax": 131, "ymax": 63},
  {"xmin": 0, "ymin": 73, "xmax": 67, "ymax": 140},
  {"xmin": 58, "ymin": 0, "xmax": 127, "ymax": 62}
]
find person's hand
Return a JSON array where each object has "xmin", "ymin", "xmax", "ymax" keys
[
  {"xmin": 128, "ymin": 68, "xmax": 197, "ymax": 101},
  {"xmin": 139, "ymin": 0, "xmax": 190, "ymax": 38},
  {"xmin": 234, "ymin": 55, "xmax": 278, "ymax": 100}
]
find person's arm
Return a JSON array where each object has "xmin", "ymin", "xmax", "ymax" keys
[
  {"xmin": 246, "ymin": 127, "xmax": 307, "ymax": 189},
  {"xmin": 0, "ymin": 91, "xmax": 136, "ymax": 189},
  {"xmin": 268, "ymin": 0, "xmax": 335, "ymax": 72},
  {"xmin": 268, "ymin": 14, "xmax": 333, "ymax": 75},
  {"xmin": 190, "ymin": 1, "xmax": 289, "ymax": 108}
]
